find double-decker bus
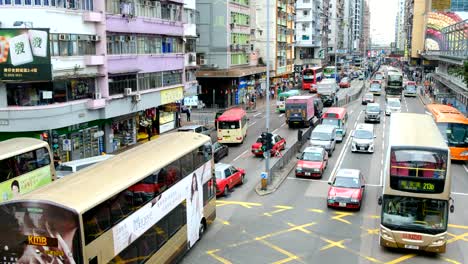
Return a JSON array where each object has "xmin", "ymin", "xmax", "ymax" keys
[
  {"xmin": 379, "ymin": 113, "xmax": 453, "ymax": 253},
  {"xmin": 217, "ymin": 108, "xmax": 248, "ymax": 144},
  {"xmin": 426, "ymin": 104, "xmax": 468, "ymax": 161},
  {"xmin": 0, "ymin": 138, "xmax": 56, "ymax": 201},
  {"xmin": 0, "ymin": 132, "xmax": 216, "ymax": 264},
  {"xmin": 323, "ymin": 66, "xmax": 337, "ymax": 79},
  {"xmin": 302, "ymin": 67, "xmax": 322, "ymax": 91},
  {"xmin": 385, "ymin": 71, "xmax": 403, "ymax": 100}
]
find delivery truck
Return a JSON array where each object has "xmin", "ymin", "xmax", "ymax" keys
[{"xmin": 285, "ymin": 95, "xmax": 318, "ymax": 128}]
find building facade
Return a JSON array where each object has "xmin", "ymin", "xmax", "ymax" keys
[
  {"xmin": 359, "ymin": 0, "xmax": 370, "ymax": 54},
  {"xmin": 0, "ymin": 0, "xmax": 192, "ymax": 161},
  {"xmin": 196, "ymin": 0, "xmax": 266, "ymax": 108},
  {"xmin": 256, "ymin": 0, "xmax": 295, "ymax": 87},
  {"xmin": 395, "ymin": 0, "xmax": 406, "ymax": 51},
  {"xmin": 294, "ymin": 0, "xmax": 323, "ymax": 71}
]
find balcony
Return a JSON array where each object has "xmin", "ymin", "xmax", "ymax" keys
[
  {"xmin": 85, "ymin": 55, "xmax": 105, "ymax": 66},
  {"xmin": 107, "ymin": 54, "xmax": 184, "ymax": 74}
]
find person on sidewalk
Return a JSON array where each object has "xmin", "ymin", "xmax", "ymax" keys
[
  {"xmin": 147, "ymin": 126, "xmax": 152, "ymax": 141},
  {"xmin": 186, "ymin": 106, "xmax": 191, "ymax": 122}
]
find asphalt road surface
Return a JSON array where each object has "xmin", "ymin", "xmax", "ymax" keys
[{"xmin": 181, "ymin": 75, "xmax": 468, "ymax": 264}]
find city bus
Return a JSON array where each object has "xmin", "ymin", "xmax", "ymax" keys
[
  {"xmin": 379, "ymin": 113, "xmax": 453, "ymax": 253},
  {"xmin": 277, "ymin": 89, "xmax": 300, "ymax": 112},
  {"xmin": 0, "ymin": 137, "xmax": 56, "ymax": 201},
  {"xmin": 323, "ymin": 66, "xmax": 337, "ymax": 79},
  {"xmin": 321, "ymin": 107, "xmax": 348, "ymax": 142},
  {"xmin": 426, "ymin": 104, "xmax": 468, "ymax": 161},
  {"xmin": 302, "ymin": 67, "xmax": 323, "ymax": 91},
  {"xmin": 0, "ymin": 132, "xmax": 216, "ymax": 264},
  {"xmin": 217, "ymin": 108, "xmax": 248, "ymax": 144},
  {"xmin": 385, "ymin": 71, "xmax": 403, "ymax": 100}
]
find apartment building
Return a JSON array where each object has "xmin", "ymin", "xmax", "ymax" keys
[
  {"xmin": 294, "ymin": 0, "xmax": 322, "ymax": 71},
  {"xmin": 0, "ymin": 0, "xmax": 190, "ymax": 161}
]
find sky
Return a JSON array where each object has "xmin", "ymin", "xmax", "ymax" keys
[{"xmin": 369, "ymin": 0, "xmax": 399, "ymax": 46}]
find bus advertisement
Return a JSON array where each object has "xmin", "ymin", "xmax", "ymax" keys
[
  {"xmin": 385, "ymin": 71, "xmax": 403, "ymax": 100},
  {"xmin": 323, "ymin": 66, "xmax": 337, "ymax": 79},
  {"xmin": 302, "ymin": 67, "xmax": 322, "ymax": 91},
  {"xmin": 0, "ymin": 138, "xmax": 56, "ymax": 201},
  {"xmin": 0, "ymin": 132, "xmax": 216, "ymax": 264},
  {"xmin": 217, "ymin": 108, "xmax": 248, "ymax": 144},
  {"xmin": 426, "ymin": 104, "xmax": 468, "ymax": 161},
  {"xmin": 379, "ymin": 113, "xmax": 453, "ymax": 253}
]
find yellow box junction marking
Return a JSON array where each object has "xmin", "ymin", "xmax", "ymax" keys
[
  {"xmin": 320, "ymin": 238, "xmax": 346, "ymax": 251},
  {"xmin": 216, "ymin": 200, "xmax": 262, "ymax": 208},
  {"xmin": 264, "ymin": 205, "xmax": 294, "ymax": 217},
  {"xmin": 206, "ymin": 249, "xmax": 233, "ymax": 264},
  {"xmin": 216, "ymin": 217, "xmax": 231, "ymax": 226},
  {"xmin": 448, "ymin": 224, "xmax": 468, "ymax": 230},
  {"xmin": 257, "ymin": 239, "xmax": 304, "ymax": 264},
  {"xmin": 308, "ymin": 208, "xmax": 324, "ymax": 213},
  {"xmin": 331, "ymin": 212, "xmax": 354, "ymax": 225},
  {"xmin": 442, "ymin": 257, "xmax": 462, "ymax": 264},
  {"xmin": 384, "ymin": 254, "xmax": 417, "ymax": 264}
]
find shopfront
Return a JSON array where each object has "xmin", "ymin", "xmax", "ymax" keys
[
  {"xmin": 52, "ymin": 121, "xmax": 106, "ymax": 162},
  {"xmin": 136, "ymin": 108, "xmax": 157, "ymax": 141},
  {"xmin": 236, "ymin": 78, "xmax": 247, "ymax": 105},
  {"xmin": 110, "ymin": 115, "xmax": 137, "ymax": 152},
  {"xmin": 159, "ymin": 87, "xmax": 184, "ymax": 133}
]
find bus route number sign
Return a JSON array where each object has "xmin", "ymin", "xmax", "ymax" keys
[{"xmin": 398, "ymin": 180, "xmax": 436, "ymax": 193}]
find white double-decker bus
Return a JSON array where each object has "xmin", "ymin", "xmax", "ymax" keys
[{"xmin": 379, "ymin": 113, "xmax": 454, "ymax": 253}]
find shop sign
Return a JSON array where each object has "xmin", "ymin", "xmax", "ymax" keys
[
  {"xmin": 159, "ymin": 111, "xmax": 174, "ymax": 124},
  {"xmin": 161, "ymin": 87, "xmax": 184, "ymax": 105},
  {"xmin": 184, "ymin": 96, "xmax": 198, "ymax": 107},
  {"xmin": 0, "ymin": 28, "xmax": 52, "ymax": 81}
]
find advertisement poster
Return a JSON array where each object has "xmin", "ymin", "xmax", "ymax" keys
[
  {"xmin": 112, "ymin": 161, "xmax": 211, "ymax": 255},
  {"xmin": 0, "ymin": 202, "xmax": 80, "ymax": 263},
  {"xmin": 0, "ymin": 166, "xmax": 53, "ymax": 201},
  {"xmin": 0, "ymin": 28, "xmax": 51, "ymax": 81},
  {"xmin": 425, "ymin": 11, "xmax": 468, "ymax": 50}
]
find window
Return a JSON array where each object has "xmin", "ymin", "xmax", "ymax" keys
[
  {"xmin": 0, "ymin": 148, "xmax": 51, "ymax": 182},
  {"xmin": 109, "ymin": 74, "xmax": 137, "ymax": 95},
  {"xmin": 180, "ymin": 152, "xmax": 194, "ymax": 177},
  {"xmin": 203, "ymin": 179, "xmax": 216, "ymax": 206},
  {"xmin": 162, "ymin": 70, "xmax": 183, "ymax": 86},
  {"xmin": 50, "ymin": 34, "xmax": 96, "ymax": 56},
  {"xmin": 303, "ymin": 10, "xmax": 308, "ymax": 16}
]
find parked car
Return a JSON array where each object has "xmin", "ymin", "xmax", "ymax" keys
[
  {"xmin": 327, "ymin": 169, "xmax": 366, "ymax": 210},
  {"xmin": 251, "ymin": 133, "xmax": 286, "ymax": 157},
  {"xmin": 385, "ymin": 98, "xmax": 402, "ymax": 116},
  {"xmin": 178, "ymin": 125, "xmax": 212, "ymax": 136},
  {"xmin": 351, "ymin": 123, "xmax": 376, "ymax": 153},
  {"xmin": 213, "ymin": 142, "xmax": 229, "ymax": 163},
  {"xmin": 364, "ymin": 103, "xmax": 382, "ymax": 123},
  {"xmin": 309, "ymin": 125, "xmax": 337, "ymax": 156},
  {"xmin": 295, "ymin": 146, "xmax": 328, "ymax": 178},
  {"xmin": 215, "ymin": 163, "xmax": 245, "ymax": 196},
  {"xmin": 339, "ymin": 77, "xmax": 351, "ymax": 88},
  {"xmin": 361, "ymin": 93, "xmax": 375, "ymax": 105}
]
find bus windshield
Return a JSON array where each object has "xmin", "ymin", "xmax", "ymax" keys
[
  {"xmin": 406, "ymin": 85, "xmax": 416, "ymax": 92},
  {"xmin": 436, "ymin": 123, "xmax": 468, "ymax": 147},
  {"xmin": 382, "ymin": 196, "xmax": 448, "ymax": 234},
  {"xmin": 387, "ymin": 75, "xmax": 403, "ymax": 86},
  {"xmin": 303, "ymin": 72, "xmax": 314, "ymax": 82},
  {"xmin": 218, "ymin": 121, "xmax": 240, "ymax": 129},
  {"xmin": 390, "ymin": 149, "xmax": 448, "ymax": 179},
  {"xmin": 322, "ymin": 118, "xmax": 340, "ymax": 128}
]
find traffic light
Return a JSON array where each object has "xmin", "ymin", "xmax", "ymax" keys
[
  {"xmin": 51, "ymin": 131, "xmax": 59, "ymax": 150},
  {"xmin": 265, "ymin": 132, "xmax": 273, "ymax": 151},
  {"xmin": 40, "ymin": 131, "xmax": 49, "ymax": 142},
  {"xmin": 260, "ymin": 132, "xmax": 267, "ymax": 152}
]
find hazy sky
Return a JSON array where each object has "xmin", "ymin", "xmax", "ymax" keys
[{"xmin": 369, "ymin": 0, "xmax": 399, "ymax": 46}]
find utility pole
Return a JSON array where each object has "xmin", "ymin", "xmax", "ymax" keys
[{"xmin": 265, "ymin": 0, "xmax": 271, "ymax": 184}]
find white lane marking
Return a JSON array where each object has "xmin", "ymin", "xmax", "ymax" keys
[
  {"xmin": 233, "ymin": 150, "xmax": 248, "ymax": 162},
  {"xmin": 328, "ymin": 110, "xmax": 362, "ymax": 182},
  {"xmin": 279, "ymin": 114, "xmax": 284, "ymax": 117},
  {"xmin": 403, "ymin": 95, "xmax": 409, "ymax": 112},
  {"xmin": 272, "ymin": 128, "xmax": 279, "ymax": 134},
  {"xmin": 451, "ymin": 192, "xmax": 468, "ymax": 196},
  {"xmin": 380, "ymin": 115, "xmax": 386, "ymax": 186},
  {"xmin": 288, "ymin": 177, "xmax": 382, "ymax": 187},
  {"xmin": 254, "ymin": 112, "xmax": 262, "ymax": 117},
  {"xmin": 349, "ymin": 110, "xmax": 353, "ymax": 115},
  {"xmin": 249, "ymin": 121, "xmax": 257, "ymax": 126},
  {"xmin": 463, "ymin": 164, "xmax": 468, "ymax": 173},
  {"xmin": 281, "ymin": 123, "xmax": 286, "ymax": 127}
]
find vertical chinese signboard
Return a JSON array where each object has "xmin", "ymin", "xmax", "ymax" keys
[{"xmin": 0, "ymin": 28, "xmax": 52, "ymax": 81}]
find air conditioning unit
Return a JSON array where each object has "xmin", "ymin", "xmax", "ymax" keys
[
  {"xmin": 124, "ymin": 88, "xmax": 132, "ymax": 96},
  {"xmin": 133, "ymin": 93, "xmax": 141, "ymax": 102},
  {"xmin": 90, "ymin": 35, "xmax": 101, "ymax": 41},
  {"xmin": 211, "ymin": 64, "xmax": 218, "ymax": 68},
  {"xmin": 200, "ymin": 58, "xmax": 207, "ymax": 65},
  {"xmin": 59, "ymin": 34, "xmax": 69, "ymax": 41},
  {"xmin": 94, "ymin": 92, "xmax": 102, "ymax": 99}
]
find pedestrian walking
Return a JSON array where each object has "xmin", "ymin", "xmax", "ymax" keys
[{"xmin": 186, "ymin": 106, "xmax": 191, "ymax": 122}]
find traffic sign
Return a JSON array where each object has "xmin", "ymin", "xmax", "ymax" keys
[
  {"xmin": 261, "ymin": 172, "xmax": 268, "ymax": 179},
  {"xmin": 62, "ymin": 139, "xmax": 72, "ymax": 151}
]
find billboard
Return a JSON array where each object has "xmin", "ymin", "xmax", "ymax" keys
[
  {"xmin": 0, "ymin": 28, "xmax": 52, "ymax": 81},
  {"xmin": 425, "ymin": 11, "xmax": 468, "ymax": 50}
]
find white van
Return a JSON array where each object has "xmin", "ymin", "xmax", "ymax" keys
[
  {"xmin": 56, "ymin": 154, "xmax": 115, "ymax": 178},
  {"xmin": 351, "ymin": 123, "xmax": 376, "ymax": 153}
]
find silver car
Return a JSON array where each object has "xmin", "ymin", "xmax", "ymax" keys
[
  {"xmin": 309, "ymin": 125, "xmax": 337, "ymax": 156},
  {"xmin": 351, "ymin": 124, "xmax": 376, "ymax": 153},
  {"xmin": 364, "ymin": 103, "xmax": 382, "ymax": 123}
]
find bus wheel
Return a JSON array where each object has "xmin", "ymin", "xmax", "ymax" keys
[{"xmin": 199, "ymin": 221, "xmax": 206, "ymax": 238}]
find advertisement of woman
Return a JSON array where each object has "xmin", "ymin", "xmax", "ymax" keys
[{"xmin": 187, "ymin": 171, "xmax": 202, "ymax": 248}]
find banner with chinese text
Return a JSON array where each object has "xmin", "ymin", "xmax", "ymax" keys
[{"xmin": 0, "ymin": 28, "xmax": 52, "ymax": 81}]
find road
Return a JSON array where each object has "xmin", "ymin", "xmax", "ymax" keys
[{"xmin": 181, "ymin": 75, "xmax": 468, "ymax": 264}]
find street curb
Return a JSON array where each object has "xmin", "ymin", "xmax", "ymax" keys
[
  {"xmin": 255, "ymin": 158, "xmax": 296, "ymax": 196},
  {"xmin": 418, "ymin": 93, "xmax": 429, "ymax": 106}
]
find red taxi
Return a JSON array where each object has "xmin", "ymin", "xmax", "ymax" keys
[
  {"xmin": 251, "ymin": 134, "xmax": 286, "ymax": 157},
  {"xmin": 215, "ymin": 163, "xmax": 245, "ymax": 196},
  {"xmin": 295, "ymin": 147, "xmax": 328, "ymax": 178},
  {"xmin": 327, "ymin": 169, "xmax": 365, "ymax": 210}
]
